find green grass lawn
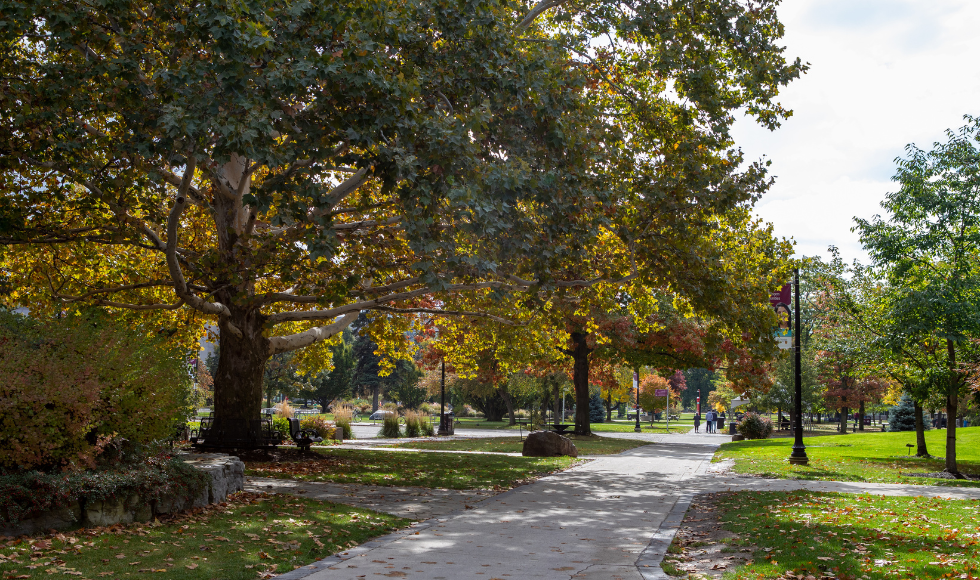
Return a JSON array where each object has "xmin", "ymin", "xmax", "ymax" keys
[
  {"xmin": 714, "ymin": 427, "xmax": 980, "ymax": 486},
  {"xmin": 245, "ymin": 448, "xmax": 576, "ymax": 489},
  {"xmin": 384, "ymin": 435, "xmax": 651, "ymax": 455},
  {"xmin": 0, "ymin": 492, "xmax": 408, "ymax": 580},
  {"xmin": 705, "ymin": 490, "xmax": 980, "ymax": 579}
]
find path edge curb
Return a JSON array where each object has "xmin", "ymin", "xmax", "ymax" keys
[{"xmin": 635, "ymin": 491, "xmax": 695, "ymax": 580}]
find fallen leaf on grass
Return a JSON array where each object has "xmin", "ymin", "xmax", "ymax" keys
[{"xmin": 186, "ymin": 563, "xmax": 198, "ymax": 569}]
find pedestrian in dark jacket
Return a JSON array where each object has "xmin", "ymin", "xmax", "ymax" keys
[{"xmin": 694, "ymin": 413, "xmax": 701, "ymax": 433}]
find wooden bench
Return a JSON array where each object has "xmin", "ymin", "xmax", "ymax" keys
[{"xmin": 288, "ymin": 418, "xmax": 323, "ymax": 452}]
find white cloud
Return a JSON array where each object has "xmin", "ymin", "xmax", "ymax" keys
[{"xmin": 733, "ymin": 0, "xmax": 980, "ymax": 264}]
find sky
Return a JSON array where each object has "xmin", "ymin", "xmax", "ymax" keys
[{"xmin": 731, "ymin": 0, "xmax": 980, "ymax": 264}]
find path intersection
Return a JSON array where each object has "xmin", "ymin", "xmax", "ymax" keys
[{"xmin": 251, "ymin": 430, "xmax": 980, "ymax": 580}]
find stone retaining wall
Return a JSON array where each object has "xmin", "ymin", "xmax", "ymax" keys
[{"xmin": 0, "ymin": 453, "xmax": 244, "ymax": 537}]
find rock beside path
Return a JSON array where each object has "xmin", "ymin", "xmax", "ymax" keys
[{"xmin": 521, "ymin": 431, "xmax": 578, "ymax": 457}]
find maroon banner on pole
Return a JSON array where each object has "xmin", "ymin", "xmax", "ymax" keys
[
  {"xmin": 654, "ymin": 389, "xmax": 669, "ymax": 397},
  {"xmin": 769, "ymin": 283, "xmax": 791, "ymax": 307}
]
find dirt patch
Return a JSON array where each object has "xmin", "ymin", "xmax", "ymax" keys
[{"xmin": 662, "ymin": 493, "xmax": 756, "ymax": 578}]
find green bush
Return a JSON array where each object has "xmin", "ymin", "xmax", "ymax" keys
[
  {"xmin": 0, "ymin": 309, "xmax": 193, "ymax": 471},
  {"xmin": 332, "ymin": 405, "xmax": 355, "ymax": 439},
  {"xmin": 271, "ymin": 416, "xmax": 291, "ymax": 442},
  {"xmin": 403, "ymin": 410, "xmax": 433, "ymax": 437},
  {"xmin": 737, "ymin": 412, "xmax": 774, "ymax": 440},
  {"xmin": 300, "ymin": 416, "xmax": 335, "ymax": 439}
]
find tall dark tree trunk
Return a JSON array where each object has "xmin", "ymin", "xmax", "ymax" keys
[
  {"xmin": 840, "ymin": 406, "xmax": 849, "ymax": 433},
  {"xmin": 946, "ymin": 339, "xmax": 959, "ymax": 474},
  {"xmin": 914, "ymin": 399, "xmax": 929, "ymax": 457},
  {"xmin": 372, "ymin": 385, "xmax": 380, "ymax": 412},
  {"xmin": 210, "ymin": 312, "xmax": 269, "ymax": 448},
  {"xmin": 501, "ymin": 387, "xmax": 516, "ymax": 425},
  {"xmin": 569, "ymin": 331, "xmax": 592, "ymax": 436},
  {"xmin": 858, "ymin": 400, "xmax": 865, "ymax": 431},
  {"xmin": 606, "ymin": 390, "xmax": 612, "ymax": 422},
  {"xmin": 553, "ymin": 379, "xmax": 560, "ymax": 424}
]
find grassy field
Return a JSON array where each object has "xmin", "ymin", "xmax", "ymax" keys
[
  {"xmin": 0, "ymin": 492, "xmax": 407, "ymax": 580},
  {"xmin": 705, "ymin": 490, "xmax": 980, "ymax": 579},
  {"xmin": 714, "ymin": 427, "xmax": 980, "ymax": 486},
  {"xmin": 385, "ymin": 435, "xmax": 651, "ymax": 455},
  {"xmin": 245, "ymin": 448, "xmax": 576, "ymax": 489}
]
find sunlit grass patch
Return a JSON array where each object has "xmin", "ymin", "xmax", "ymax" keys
[
  {"xmin": 716, "ymin": 490, "xmax": 980, "ymax": 579},
  {"xmin": 714, "ymin": 427, "xmax": 980, "ymax": 486}
]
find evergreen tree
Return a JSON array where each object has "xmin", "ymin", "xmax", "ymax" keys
[
  {"xmin": 301, "ymin": 331, "xmax": 356, "ymax": 412},
  {"xmin": 888, "ymin": 393, "xmax": 926, "ymax": 432},
  {"xmin": 589, "ymin": 391, "xmax": 605, "ymax": 423}
]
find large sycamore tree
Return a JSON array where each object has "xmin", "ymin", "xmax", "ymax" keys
[{"xmin": 0, "ymin": 0, "xmax": 802, "ymax": 447}]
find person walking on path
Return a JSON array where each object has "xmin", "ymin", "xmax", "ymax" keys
[
  {"xmin": 694, "ymin": 412, "xmax": 701, "ymax": 433},
  {"xmin": 708, "ymin": 410, "xmax": 716, "ymax": 433}
]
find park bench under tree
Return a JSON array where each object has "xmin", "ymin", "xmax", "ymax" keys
[{"xmin": 288, "ymin": 418, "xmax": 323, "ymax": 452}]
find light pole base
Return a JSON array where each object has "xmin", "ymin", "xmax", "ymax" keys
[
  {"xmin": 634, "ymin": 427, "xmax": 642, "ymax": 433},
  {"xmin": 438, "ymin": 413, "xmax": 454, "ymax": 436},
  {"xmin": 789, "ymin": 456, "xmax": 809, "ymax": 465}
]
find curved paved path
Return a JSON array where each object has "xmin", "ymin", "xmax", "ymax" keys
[{"xmin": 272, "ymin": 430, "xmax": 980, "ymax": 580}]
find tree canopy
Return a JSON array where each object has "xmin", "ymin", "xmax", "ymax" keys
[{"xmin": 0, "ymin": 0, "xmax": 804, "ymax": 446}]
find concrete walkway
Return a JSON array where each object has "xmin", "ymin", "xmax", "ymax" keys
[{"xmin": 273, "ymin": 429, "xmax": 980, "ymax": 580}]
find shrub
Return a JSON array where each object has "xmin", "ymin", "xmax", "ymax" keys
[
  {"xmin": 300, "ymin": 416, "xmax": 336, "ymax": 440},
  {"xmin": 332, "ymin": 405, "xmax": 355, "ymax": 439},
  {"xmin": 736, "ymin": 412, "xmax": 774, "ymax": 440},
  {"xmin": 271, "ymin": 416, "xmax": 291, "ymax": 442},
  {"xmin": 418, "ymin": 402, "xmax": 436, "ymax": 415},
  {"xmin": 0, "ymin": 309, "xmax": 192, "ymax": 472},
  {"xmin": 380, "ymin": 408, "xmax": 401, "ymax": 438}
]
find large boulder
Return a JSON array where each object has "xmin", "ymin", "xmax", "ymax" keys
[{"xmin": 522, "ymin": 431, "xmax": 578, "ymax": 458}]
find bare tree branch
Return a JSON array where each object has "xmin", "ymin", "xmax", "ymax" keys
[
  {"xmin": 333, "ymin": 216, "xmax": 401, "ymax": 231},
  {"xmin": 516, "ymin": 0, "xmax": 565, "ymax": 30},
  {"xmin": 268, "ymin": 311, "xmax": 360, "ymax": 354}
]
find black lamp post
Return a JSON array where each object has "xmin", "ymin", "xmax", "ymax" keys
[
  {"xmin": 634, "ymin": 369, "xmax": 641, "ymax": 433},
  {"xmin": 438, "ymin": 356, "xmax": 450, "ymax": 435},
  {"xmin": 789, "ymin": 267, "xmax": 809, "ymax": 465}
]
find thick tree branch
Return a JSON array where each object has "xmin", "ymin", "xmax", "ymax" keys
[
  {"xmin": 92, "ymin": 298, "xmax": 186, "ymax": 310},
  {"xmin": 516, "ymin": 0, "xmax": 565, "ymax": 30},
  {"xmin": 268, "ymin": 311, "xmax": 360, "ymax": 355},
  {"xmin": 52, "ymin": 280, "xmax": 174, "ymax": 302},
  {"xmin": 333, "ymin": 216, "xmax": 401, "ymax": 231}
]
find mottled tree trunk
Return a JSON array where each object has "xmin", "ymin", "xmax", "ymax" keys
[
  {"xmin": 210, "ymin": 310, "xmax": 270, "ymax": 448},
  {"xmin": 914, "ymin": 400, "xmax": 929, "ymax": 457},
  {"xmin": 569, "ymin": 331, "xmax": 592, "ymax": 436},
  {"xmin": 501, "ymin": 387, "xmax": 516, "ymax": 425}
]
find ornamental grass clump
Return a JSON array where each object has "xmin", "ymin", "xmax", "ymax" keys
[
  {"xmin": 273, "ymin": 399, "xmax": 295, "ymax": 418},
  {"xmin": 403, "ymin": 410, "xmax": 433, "ymax": 437},
  {"xmin": 380, "ymin": 408, "xmax": 401, "ymax": 438},
  {"xmin": 737, "ymin": 412, "xmax": 774, "ymax": 440},
  {"xmin": 332, "ymin": 405, "xmax": 355, "ymax": 439}
]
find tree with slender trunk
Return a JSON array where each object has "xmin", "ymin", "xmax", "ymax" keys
[{"xmin": 855, "ymin": 117, "xmax": 980, "ymax": 474}]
